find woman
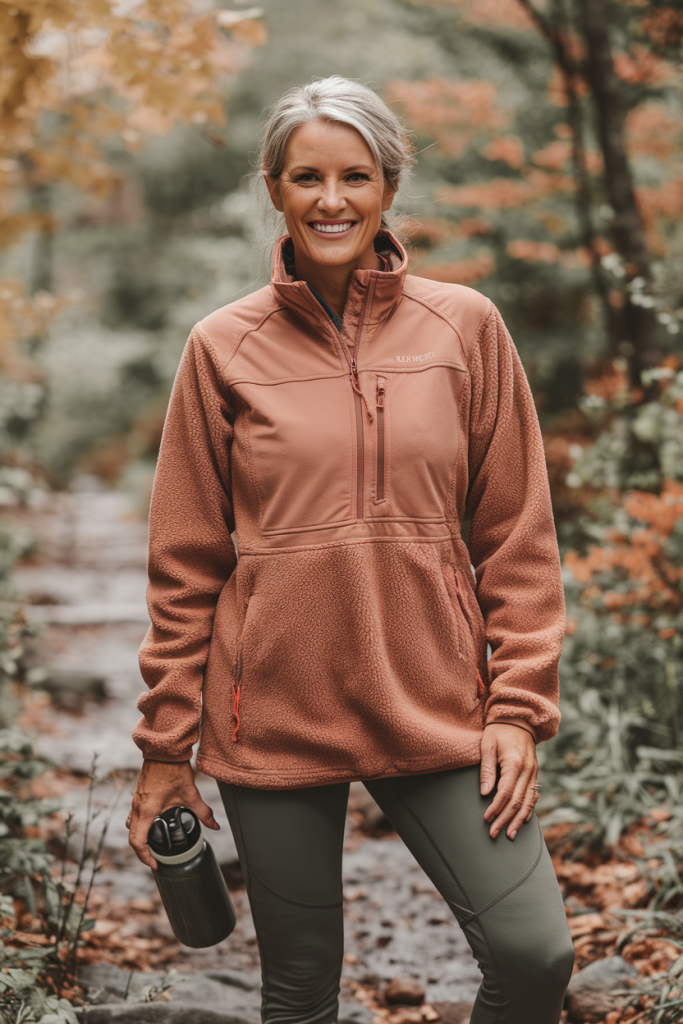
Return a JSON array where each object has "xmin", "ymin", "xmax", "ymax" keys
[{"xmin": 127, "ymin": 76, "xmax": 574, "ymax": 1024}]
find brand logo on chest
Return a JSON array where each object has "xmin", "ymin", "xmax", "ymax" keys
[{"xmin": 395, "ymin": 351, "xmax": 436, "ymax": 363}]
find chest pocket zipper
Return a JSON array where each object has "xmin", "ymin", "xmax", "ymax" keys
[{"xmin": 376, "ymin": 376, "xmax": 387, "ymax": 501}]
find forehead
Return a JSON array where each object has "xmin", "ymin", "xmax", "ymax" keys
[{"xmin": 285, "ymin": 119, "xmax": 377, "ymax": 169}]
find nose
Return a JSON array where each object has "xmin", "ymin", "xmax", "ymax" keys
[{"xmin": 317, "ymin": 178, "xmax": 347, "ymax": 216}]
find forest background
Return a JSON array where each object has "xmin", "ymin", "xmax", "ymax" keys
[{"xmin": 1, "ymin": 0, "xmax": 683, "ymax": 1020}]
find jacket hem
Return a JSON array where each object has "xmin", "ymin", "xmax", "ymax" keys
[{"xmin": 196, "ymin": 747, "xmax": 484, "ymax": 790}]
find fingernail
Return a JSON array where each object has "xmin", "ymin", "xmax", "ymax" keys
[
  {"xmin": 509, "ymin": 830, "xmax": 517, "ymax": 840},
  {"xmin": 491, "ymin": 829, "xmax": 498, "ymax": 839}
]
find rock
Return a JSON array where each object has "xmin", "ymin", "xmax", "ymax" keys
[
  {"xmin": 41, "ymin": 670, "xmax": 108, "ymax": 710},
  {"xmin": 77, "ymin": 964, "xmax": 371, "ymax": 1024},
  {"xmin": 431, "ymin": 1003, "xmax": 473, "ymax": 1024},
  {"xmin": 78, "ymin": 964, "xmax": 261, "ymax": 1023},
  {"xmin": 348, "ymin": 782, "xmax": 392, "ymax": 834},
  {"xmin": 385, "ymin": 976, "xmax": 425, "ymax": 1006},
  {"xmin": 565, "ymin": 956, "xmax": 639, "ymax": 1023}
]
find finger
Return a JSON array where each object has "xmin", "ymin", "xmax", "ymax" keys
[
  {"xmin": 186, "ymin": 794, "xmax": 220, "ymax": 830},
  {"xmin": 507, "ymin": 779, "xmax": 539, "ymax": 839},
  {"xmin": 490, "ymin": 765, "xmax": 533, "ymax": 838},
  {"xmin": 129, "ymin": 829, "xmax": 158, "ymax": 870},
  {"xmin": 480, "ymin": 734, "xmax": 499, "ymax": 796},
  {"xmin": 483, "ymin": 751, "xmax": 523, "ymax": 822}
]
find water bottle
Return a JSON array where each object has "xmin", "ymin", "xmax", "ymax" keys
[{"xmin": 147, "ymin": 805, "xmax": 237, "ymax": 948}]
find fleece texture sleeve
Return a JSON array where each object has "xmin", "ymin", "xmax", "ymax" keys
[
  {"xmin": 133, "ymin": 327, "xmax": 237, "ymax": 762},
  {"xmin": 465, "ymin": 306, "xmax": 565, "ymax": 742}
]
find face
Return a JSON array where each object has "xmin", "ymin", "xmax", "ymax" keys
[{"xmin": 264, "ymin": 119, "xmax": 396, "ymax": 269}]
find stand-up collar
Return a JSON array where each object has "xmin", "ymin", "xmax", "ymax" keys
[{"xmin": 269, "ymin": 230, "xmax": 408, "ymax": 340}]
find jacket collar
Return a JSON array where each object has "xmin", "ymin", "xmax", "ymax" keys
[{"xmin": 269, "ymin": 230, "xmax": 408, "ymax": 341}]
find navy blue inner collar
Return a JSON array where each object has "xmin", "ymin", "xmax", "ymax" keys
[{"xmin": 305, "ymin": 283, "xmax": 342, "ymax": 332}]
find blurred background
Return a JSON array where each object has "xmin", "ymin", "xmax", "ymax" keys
[{"xmin": 2, "ymin": 2, "xmax": 683, "ymax": 1022}]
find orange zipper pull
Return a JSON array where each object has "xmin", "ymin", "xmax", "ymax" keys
[
  {"xmin": 376, "ymin": 376, "xmax": 385, "ymax": 408},
  {"xmin": 351, "ymin": 357, "xmax": 373, "ymax": 420},
  {"xmin": 231, "ymin": 682, "xmax": 241, "ymax": 742}
]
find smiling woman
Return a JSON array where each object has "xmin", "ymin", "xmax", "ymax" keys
[
  {"xmin": 127, "ymin": 76, "xmax": 574, "ymax": 1024},
  {"xmin": 264, "ymin": 120, "xmax": 396, "ymax": 318}
]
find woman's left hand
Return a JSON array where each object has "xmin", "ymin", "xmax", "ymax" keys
[{"xmin": 480, "ymin": 723, "xmax": 539, "ymax": 841}]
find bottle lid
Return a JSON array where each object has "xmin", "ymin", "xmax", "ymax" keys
[{"xmin": 148, "ymin": 806, "xmax": 203, "ymax": 863}]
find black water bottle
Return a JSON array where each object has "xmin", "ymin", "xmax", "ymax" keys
[{"xmin": 148, "ymin": 806, "xmax": 237, "ymax": 948}]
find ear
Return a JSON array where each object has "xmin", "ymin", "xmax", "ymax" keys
[
  {"xmin": 381, "ymin": 180, "xmax": 398, "ymax": 213},
  {"xmin": 263, "ymin": 172, "xmax": 284, "ymax": 213}
]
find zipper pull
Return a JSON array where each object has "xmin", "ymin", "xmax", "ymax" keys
[
  {"xmin": 351, "ymin": 357, "xmax": 373, "ymax": 420},
  {"xmin": 376, "ymin": 376, "xmax": 386, "ymax": 408}
]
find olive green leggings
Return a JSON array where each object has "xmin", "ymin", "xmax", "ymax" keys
[{"xmin": 218, "ymin": 766, "xmax": 573, "ymax": 1024}]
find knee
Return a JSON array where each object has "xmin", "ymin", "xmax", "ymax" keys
[{"xmin": 517, "ymin": 931, "xmax": 575, "ymax": 993}]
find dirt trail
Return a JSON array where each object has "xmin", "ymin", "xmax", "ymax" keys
[{"xmin": 14, "ymin": 477, "xmax": 481, "ymax": 1004}]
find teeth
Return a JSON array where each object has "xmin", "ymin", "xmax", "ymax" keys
[{"xmin": 311, "ymin": 222, "xmax": 354, "ymax": 234}]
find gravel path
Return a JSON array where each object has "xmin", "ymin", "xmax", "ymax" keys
[{"xmin": 14, "ymin": 478, "xmax": 482, "ymax": 1007}]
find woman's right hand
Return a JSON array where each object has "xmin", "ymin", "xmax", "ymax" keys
[{"xmin": 126, "ymin": 759, "xmax": 220, "ymax": 869}]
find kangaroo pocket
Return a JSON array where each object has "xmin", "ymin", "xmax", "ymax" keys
[{"xmin": 200, "ymin": 541, "xmax": 484, "ymax": 770}]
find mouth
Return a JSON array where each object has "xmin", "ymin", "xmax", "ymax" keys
[{"xmin": 307, "ymin": 220, "xmax": 357, "ymax": 237}]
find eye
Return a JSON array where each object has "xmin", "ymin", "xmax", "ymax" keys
[
  {"xmin": 347, "ymin": 172, "xmax": 370, "ymax": 183},
  {"xmin": 294, "ymin": 172, "xmax": 319, "ymax": 184}
]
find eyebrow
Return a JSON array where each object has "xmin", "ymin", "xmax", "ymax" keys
[{"xmin": 287, "ymin": 164, "xmax": 375, "ymax": 174}]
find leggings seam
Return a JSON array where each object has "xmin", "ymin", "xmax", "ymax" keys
[
  {"xmin": 229, "ymin": 786, "xmax": 272, "ymax": 1013},
  {"xmin": 383, "ymin": 779, "xmax": 505, "ymax": 1023},
  {"xmin": 458, "ymin": 818, "xmax": 545, "ymax": 927},
  {"xmin": 250, "ymin": 867, "xmax": 343, "ymax": 910}
]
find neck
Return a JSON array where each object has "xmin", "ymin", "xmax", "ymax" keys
[{"xmin": 294, "ymin": 242, "xmax": 381, "ymax": 320}]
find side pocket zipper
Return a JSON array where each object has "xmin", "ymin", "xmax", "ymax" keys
[
  {"xmin": 231, "ymin": 648, "xmax": 243, "ymax": 742},
  {"xmin": 376, "ymin": 376, "xmax": 386, "ymax": 501},
  {"xmin": 451, "ymin": 565, "xmax": 488, "ymax": 700}
]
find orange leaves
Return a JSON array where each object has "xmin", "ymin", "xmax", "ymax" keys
[
  {"xmin": 419, "ymin": 0, "xmax": 535, "ymax": 31},
  {"xmin": 624, "ymin": 481, "xmax": 683, "ymax": 537},
  {"xmin": 413, "ymin": 250, "xmax": 496, "ymax": 285},
  {"xmin": 507, "ymin": 239, "xmax": 590, "ymax": 268},
  {"xmin": 614, "ymin": 45, "xmax": 675, "ymax": 85},
  {"xmin": 385, "ymin": 78, "xmax": 507, "ymax": 158},
  {"xmin": 627, "ymin": 102, "xmax": 682, "ymax": 161},
  {"xmin": 564, "ymin": 480, "xmax": 683, "ymax": 617},
  {"xmin": 480, "ymin": 136, "xmax": 525, "ymax": 169},
  {"xmin": 436, "ymin": 177, "xmax": 532, "ymax": 209},
  {"xmin": 641, "ymin": 6, "xmax": 683, "ymax": 48}
]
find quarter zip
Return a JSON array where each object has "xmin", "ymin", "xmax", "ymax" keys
[
  {"xmin": 307, "ymin": 280, "xmax": 374, "ymax": 522},
  {"xmin": 349, "ymin": 283, "xmax": 374, "ymax": 520},
  {"xmin": 376, "ymin": 376, "xmax": 386, "ymax": 500}
]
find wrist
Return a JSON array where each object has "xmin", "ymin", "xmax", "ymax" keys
[{"xmin": 485, "ymin": 719, "xmax": 537, "ymax": 742}]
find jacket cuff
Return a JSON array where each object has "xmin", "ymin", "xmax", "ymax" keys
[
  {"xmin": 142, "ymin": 754, "xmax": 194, "ymax": 763},
  {"xmin": 484, "ymin": 717, "xmax": 538, "ymax": 743}
]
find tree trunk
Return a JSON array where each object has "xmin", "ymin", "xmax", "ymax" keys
[{"xmin": 576, "ymin": 0, "xmax": 663, "ymax": 380}]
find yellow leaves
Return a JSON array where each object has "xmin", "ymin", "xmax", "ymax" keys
[
  {"xmin": 216, "ymin": 8, "xmax": 269, "ymax": 46},
  {"xmin": 0, "ymin": 0, "xmax": 265, "ymax": 248},
  {"xmin": 0, "ymin": 278, "xmax": 67, "ymax": 372},
  {"xmin": 229, "ymin": 18, "xmax": 268, "ymax": 47}
]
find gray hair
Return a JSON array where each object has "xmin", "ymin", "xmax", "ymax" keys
[{"xmin": 254, "ymin": 76, "xmax": 414, "ymax": 247}]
